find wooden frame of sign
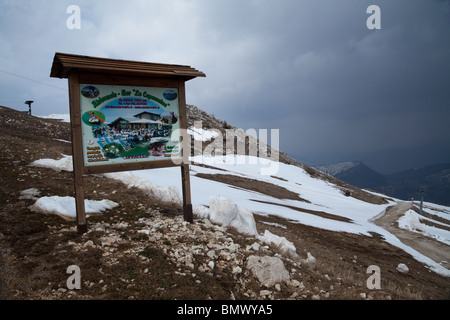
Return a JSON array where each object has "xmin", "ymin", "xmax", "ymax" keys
[{"xmin": 50, "ymin": 53, "xmax": 205, "ymax": 233}]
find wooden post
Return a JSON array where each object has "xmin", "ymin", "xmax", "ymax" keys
[
  {"xmin": 68, "ymin": 71, "xmax": 87, "ymax": 233},
  {"xmin": 181, "ymin": 164, "xmax": 193, "ymax": 223},
  {"xmin": 178, "ymin": 80, "xmax": 193, "ymax": 223}
]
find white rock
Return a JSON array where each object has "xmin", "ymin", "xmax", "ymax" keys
[
  {"xmin": 232, "ymin": 266, "xmax": 242, "ymax": 274},
  {"xmin": 306, "ymin": 252, "xmax": 316, "ymax": 263},
  {"xmin": 83, "ymin": 240, "xmax": 95, "ymax": 248},
  {"xmin": 260, "ymin": 290, "xmax": 271, "ymax": 296},
  {"xmin": 247, "ymin": 255, "xmax": 290, "ymax": 288},
  {"xmin": 289, "ymin": 279, "xmax": 304, "ymax": 289},
  {"xmin": 301, "ymin": 252, "xmax": 316, "ymax": 269},
  {"xmin": 396, "ymin": 263, "xmax": 409, "ymax": 274},
  {"xmin": 207, "ymin": 250, "xmax": 216, "ymax": 259}
]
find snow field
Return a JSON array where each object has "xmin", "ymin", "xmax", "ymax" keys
[{"xmin": 28, "ymin": 154, "xmax": 450, "ymax": 276}]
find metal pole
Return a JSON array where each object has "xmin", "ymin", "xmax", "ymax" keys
[
  {"xmin": 420, "ymin": 195, "xmax": 424, "ymax": 215},
  {"xmin": 25, "ymin": 100, "xmax": 33, "ymax": 115},
  {"xmin": 418, "ymin": 188, "xmax": 426, "ymax": 215}
]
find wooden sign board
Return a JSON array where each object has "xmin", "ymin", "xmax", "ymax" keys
[{"xmin": 50, "ymin": 52, "xmax": 205, "ymax": 233}]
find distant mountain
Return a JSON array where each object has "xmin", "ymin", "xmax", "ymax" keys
[
  {"xmin": 315, "ymin": 161, "xmax": 362, "ymax": 176},
  {"xmin": 381, "ymin": 163, "xmax": 450, "ymax": 206},
  {"xmin": 315, "ymin": 161, "xmax": 450, "ymax": 206},
  {"xmin": 315, "ymin": 161, "xmax": 387, "ymax": 190}
]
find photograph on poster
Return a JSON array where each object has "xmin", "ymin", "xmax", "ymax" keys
[{"xmin": 80, "ymin": 84, "xmax": 181, "ymax": 166}]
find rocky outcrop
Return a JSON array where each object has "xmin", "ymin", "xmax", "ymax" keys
[{"xmin": 56, "ymin": 209, "xmax": 306, "ymax": 300}]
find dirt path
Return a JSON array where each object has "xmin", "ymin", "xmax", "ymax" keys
[{"xmin": 374, "ymin": 201, "xmax": 450, "ymax": 266}]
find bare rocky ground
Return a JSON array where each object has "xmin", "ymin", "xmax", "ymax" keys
[{"xmin": 1, "ymin": 105, "xmax": 449, "ymax": 301}]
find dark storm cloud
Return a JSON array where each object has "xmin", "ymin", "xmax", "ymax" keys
[{"xmin": 193, "ymin": 0, "xmax": 450, "ymax": 173}]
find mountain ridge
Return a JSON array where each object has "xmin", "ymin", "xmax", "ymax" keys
[
  {"xmin": 315, "ymin": 161, "xmax": 363, "ymax": 176},
  {"xmin": 315, "ymin": 161, "xmax": 450, "ymax": 206}
]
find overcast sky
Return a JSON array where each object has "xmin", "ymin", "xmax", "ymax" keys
[{"xmin": 1, "ymin": 0, "xmax": 449, "ymax": 174}]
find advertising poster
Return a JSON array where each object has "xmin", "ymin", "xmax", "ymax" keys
[{"xmin": 79, "ymin": 84, "xmax": 181, "ymax": 166}]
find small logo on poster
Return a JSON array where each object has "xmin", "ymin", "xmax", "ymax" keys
[
  {"xmin": 163, "ymin": 89, "xmax": 177, "ymax": 101},
  {"xmin": 81, "ymin": 86, "xmax": 100, "ymax": 98},
  {"xmin": 82, "ymin": 110, "xmax": 105, "ymax": 127}
]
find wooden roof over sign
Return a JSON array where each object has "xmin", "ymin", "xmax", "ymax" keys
[{"xmin": 50, "ymin": 52, "xmax": 206, "ymax": 80}]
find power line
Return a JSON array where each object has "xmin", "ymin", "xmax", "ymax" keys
[{"xmin": 0, "ymin": 68, "xmax": 66, "ymax": 91}]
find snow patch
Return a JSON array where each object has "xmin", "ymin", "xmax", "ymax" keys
[
  {"xmin": 187, "ymin": 126, "xmax": 220, "ymax": 142},
  {"xmin": 38, "ymin": 114, "xmax": 71, "ymax": 123},
  {"xmin": 30, "ymin": 196, "xmax": 118, "ymax": 220},
  {"xmin": 194, "ymin": 195, "xmax": 258, "ymax": 236},
  {"xmin": 398, "ymin": 209, "xmax": 450, "ymax": 246},
  {"xmin": 103, "ymin": 172, "xmax": 182, "ymax": 204},
  {"xmin": 30, "ymin": 154, "xmax": 73, "ymax": 172},
  {"xmin": 258, "ymin": 230, "xmax": 298, "ymax": 259},
  {"xmin": 29, "ymin": 155, "xmax": 181, "ymax": 204},
  {"xmin": 195, "ymin": 196, "xmax": 299, "ymax": 259},
  {"xmin": 19, "ymin": 188, "xmax": 41, "ymax": 200},
  {"xmin": 260, "ymin": 221, "xmax": 287, "ymax": 229}
]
